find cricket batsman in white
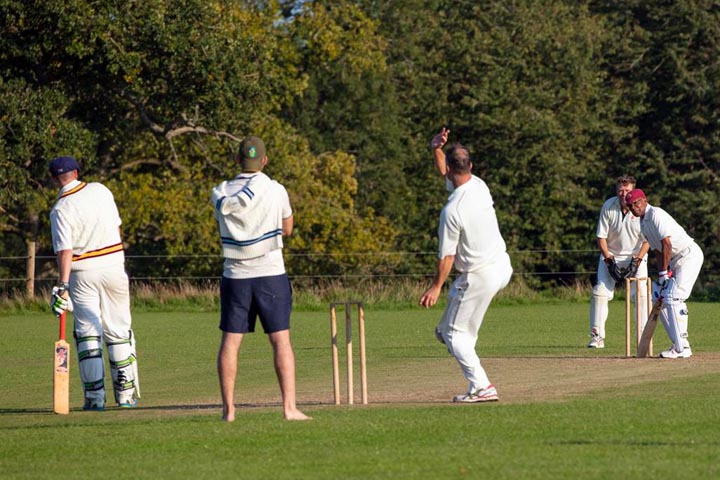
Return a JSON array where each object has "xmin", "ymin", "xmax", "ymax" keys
[
  {"xmin": 626, "ymin": 188, "xmax": 704, "ymax": 358},
  {"xmin": 48, "ymin": 156, "xmax": 140, "ymax": 410}
]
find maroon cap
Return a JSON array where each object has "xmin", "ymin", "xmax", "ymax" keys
[{"xmin": 625, "ymin": 189, "xmax": 646, "ymax": 204}]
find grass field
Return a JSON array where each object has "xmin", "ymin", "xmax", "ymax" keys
[{"xmin": 1, "ymin": 301, "xmax": 719, "ymax": 479}]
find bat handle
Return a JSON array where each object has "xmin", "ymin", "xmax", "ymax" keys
[{"xmin": 59, "ymin": 312, "xmax": 66, "ymax": 341}]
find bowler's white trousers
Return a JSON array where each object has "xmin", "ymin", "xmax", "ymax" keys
[{"xmin": 437, "ymin": 252, "xmax": 513, "ymax": 394}]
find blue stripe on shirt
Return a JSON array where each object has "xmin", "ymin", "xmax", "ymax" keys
[
  {"xmin": 221, "ymin": 229, "xmax": 282, "ymax": 247},
  {"xmin": 241, "ymin": 186, "xmax": 254, "ymax": 200}
]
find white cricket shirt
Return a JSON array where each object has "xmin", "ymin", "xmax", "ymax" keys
[
  {"xmin": 640, "ymin": 205, "xmax": 694, "ymax": 255},
  {"xmin": 50, "ymin": 180, "xmax": 125, "ymax": 271},
  {"xmin": 438, "ymin": 175, "xmax": 507, "ymax": 272},
  {"xmin": 596, "ymin": 196, "xmax": 644, "ymax": 256}
]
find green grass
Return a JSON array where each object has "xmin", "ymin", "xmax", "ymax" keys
[{"xmin": 1, "ymin": 301, "xmax": 718, "ymax": 479}]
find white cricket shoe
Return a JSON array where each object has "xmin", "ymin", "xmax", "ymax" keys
[
  {"xmin": 659, "ymin": 346, "xmax": 693, "ymax": 359},
  {"xmin": 453, "ymin": 384, "xmax": 499, "ymax": 403},
  {"xmin": 587, "ymin": 334, "xmax": 605, "ymax": 349}
]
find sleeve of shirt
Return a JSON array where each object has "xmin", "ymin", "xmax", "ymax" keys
[
  {"xmin": 108, "ymin": 189, "xmax": 122, "ymax": 227},
  {"xmin": 279, "ymin": 184, "xmax": 292, "ymax": 219},
  {"xmin": 596, "ymin": 203, "xmax": 610, "ymax": 238},
  {"xmin": 212, "ymin": 176, "xmax": 273, "ymax": 216},
  {"xmin": 438, "ymin": 206, "xmax": 460, "ymax": 259},
  {"xmin": 50, "ymin": 209, "xmax": 73, "ymax": 253}
]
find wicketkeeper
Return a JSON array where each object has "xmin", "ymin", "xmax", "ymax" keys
[{"xmin": 588, "ymin": 175, "xmax": 650, "ymax": 348}]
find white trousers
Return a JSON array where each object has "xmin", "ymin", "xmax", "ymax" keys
[
  {"xmin": 589, "ymin": 254, "xmax": 648, "ymax": 339},
  {"xmin": 436, "ymin": 252, "xmax": 512, "ymax": 394},
  {"xmin": 70, "ymin": 264, "xmax": 138, "ymax": 403}
]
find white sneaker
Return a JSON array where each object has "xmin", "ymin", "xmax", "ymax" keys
[
  {"xmin": 453, "ymin": 384, "xmax": 499, "ymax": 403},
  {"xmin": 659, "ymin": 346, "xmax": 692, "ymax": 359},
  {"xmin": 587, "ymin": 334, "xmax": 604, "ymax": 349}
]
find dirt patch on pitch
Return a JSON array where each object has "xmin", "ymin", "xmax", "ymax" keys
[
  {"xmin": 345, "ymin": 352, "xmax": 720, "ymax": 405},
  {"xmin": 89, "ymin": 353, "xmax": 719, "ymax": 417}
]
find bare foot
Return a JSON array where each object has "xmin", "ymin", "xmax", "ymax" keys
[
  {"xmin": 222, "ymin": 406, "xmax": 235, "ymax": 422},
  {"xmin": 284, "ymin": 409, "xmax": 312, "ymax": 421}
]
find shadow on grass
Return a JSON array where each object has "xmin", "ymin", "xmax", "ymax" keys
[{"xmin": 0, "ymin": 400, "xmax": 333, "ymax": 417}]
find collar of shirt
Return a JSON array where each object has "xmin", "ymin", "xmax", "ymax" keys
[{"xmin": 58, "ymin": 179, "xmax": 82, "ymax": 197}]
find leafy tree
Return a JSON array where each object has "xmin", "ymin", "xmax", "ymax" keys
[
  {"xmin": 593, "ymin": 0, "xmax": 720, "ymax": 289},
  {"xmin": 0, "ymin": 0, "xmax": 397, "ymax": 291},
  {"xmin": 356, "ymin": 0, "xmax": 633, "ymax": 285}
]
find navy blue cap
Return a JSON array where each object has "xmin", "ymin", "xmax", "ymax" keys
[{"xmin": 49, "ymin": 156, "xmax": 80, "ymax": 177}]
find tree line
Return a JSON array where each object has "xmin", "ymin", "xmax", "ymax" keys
[{"xmin": 1, "ymin": 0, "xmax": 718, "ymax": 293}]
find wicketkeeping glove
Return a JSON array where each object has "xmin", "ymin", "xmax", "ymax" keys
[
  {"xmin": 604, "ymin": 257, "xmax": 624, "ymax": 283},
  {"xmin": 49, "ymin": 285, "xmax": 70, "ymax": 317},
  {"xmin": 624, "ymin": 257, "xmax": 641, "ymax": 279}
]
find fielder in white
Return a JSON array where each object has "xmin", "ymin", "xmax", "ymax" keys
[
  {"xmin": 588, "ymin": 175, "xmax": 650, "ymax": 348},
  {"xmin": 421, "ymin": 128, "xmax": 512, "ymax": 403},
  {"xmin": 626, "ymin": 189, "xmax": 704, "ymax": 358},
  {"xmin": 48, "ymin": 156, "xmax": 139, "ymax": 410}
]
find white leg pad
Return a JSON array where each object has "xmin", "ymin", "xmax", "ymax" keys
[
  {"xmin": 76, "ymin": 334, "xmax": 105, "ymax": 401},
  {"xmin": 660, "ymin": 299, "xmax": 685, "ymax": 353},
  {"xmin": 107, "ymin": 331, "xmax": 139, "ymax": 404},
  {"xmin": 677, "ymin": 305, "xmax": 690, "ymax": 348},
  {"xmin": 590, "ymin": 293, "xmax": 610, "ymax": 339}
]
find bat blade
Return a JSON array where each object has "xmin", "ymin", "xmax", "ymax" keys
[
  {"xmin": 637, "ymin": 299, "xmax": 662, "ymax": 358},
  {"xmin": 53, "ymin": 312, "xmax": 70, "ymax": 414}
]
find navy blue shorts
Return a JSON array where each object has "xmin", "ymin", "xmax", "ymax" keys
[{"xmin": 219, "ymin": 274, "xmax": 293, "ymax": 334}]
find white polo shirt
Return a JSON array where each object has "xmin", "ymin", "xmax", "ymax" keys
[
  {"xmin": 640, "ymin": 204, "xmax": 694, "ymax": 255},
  {"xmin": 438, "ymin": 175, "xmax": 507, "ymax": 272},
  {"xmin": 50, "ymin": 180, "xmax": 125, "ymax": 271},
  {"xmin": 596, "ymin": 196, "xmax": 644, "ymax": 256}
]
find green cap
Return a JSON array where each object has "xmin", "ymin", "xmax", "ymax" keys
[{"xmin": 238, "ymin": 136, "xmax": 266, "ymax": 171}]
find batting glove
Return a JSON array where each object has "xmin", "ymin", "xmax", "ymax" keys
[
  {"xmin": 658, "ymin": 269, "xmax": 673, "ymax": 288},
  {"xmin": 50, "ymin": 284, "xmax": 70, "ymax": 317}
]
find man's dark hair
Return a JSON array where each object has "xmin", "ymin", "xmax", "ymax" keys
[{"xmin": 445, "ymin": 144, "xmax": 472, "ymax": 174}]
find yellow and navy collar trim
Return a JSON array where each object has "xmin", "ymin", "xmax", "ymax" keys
[{"xmin": 59, "ymin": 182, "xmax": 87, "ymax": 198}]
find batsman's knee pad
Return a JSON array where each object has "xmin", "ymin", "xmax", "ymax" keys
[
  {"xmin": 75, "ymin": 334, "xmax": 105, "ymax": 397},
  {"xmin": 107, "ymin": 331, "xmax": 139, "ymax": 403}
]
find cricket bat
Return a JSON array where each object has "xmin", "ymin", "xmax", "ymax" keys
[
  {"xmin": 53, "ymin": 312, "xmax": 70, "ymax": 414},
  {"xmin": 637, "ymin": 298, "xmax": 663, "ymax": 358}
]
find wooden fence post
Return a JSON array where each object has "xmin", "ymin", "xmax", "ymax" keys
[{"xmin": 26, "ymin": 241, "xmax": 36, "ymax": 298}]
